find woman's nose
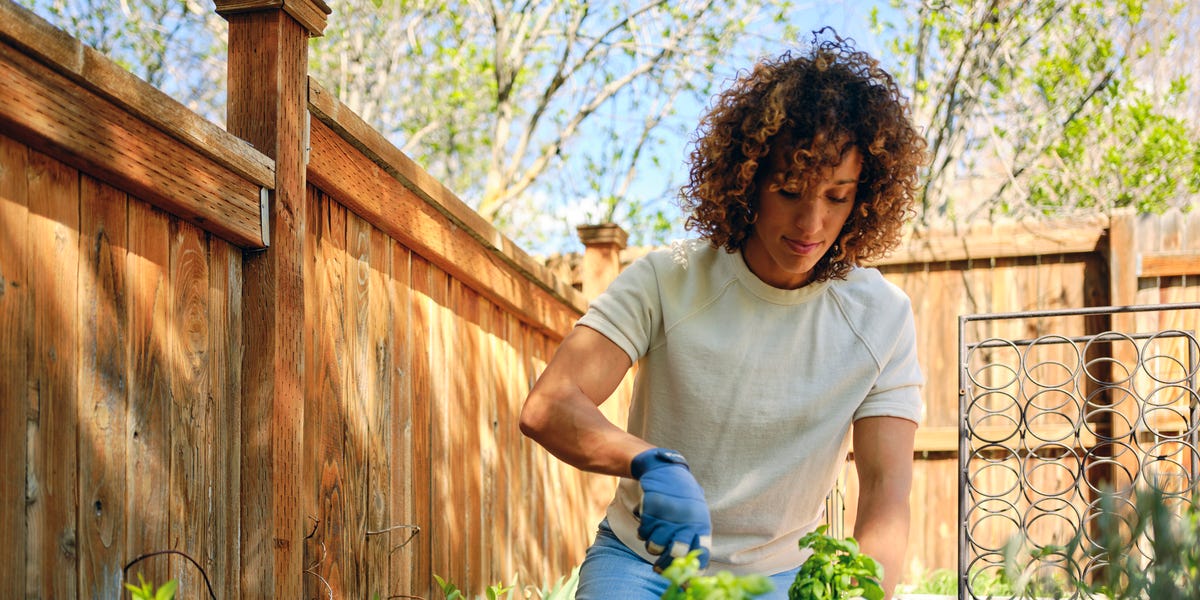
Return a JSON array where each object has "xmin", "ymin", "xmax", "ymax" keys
[{"xmin": 794, "ymin": 202, "xmax": 822, "ymax": 234}]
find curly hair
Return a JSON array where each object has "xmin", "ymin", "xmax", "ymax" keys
[{"xmin": 680, "ymin": 29, "xmax": 927, "ymax": 282}]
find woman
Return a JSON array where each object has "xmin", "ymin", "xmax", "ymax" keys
[{"xmin": 520, "ymin": 30, "xmax": 928, "ymax": 600}]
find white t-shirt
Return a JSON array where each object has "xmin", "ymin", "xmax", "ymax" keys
[{"xmin": 577, "ymin": 240, "xmax": 924, "ymax": 575}]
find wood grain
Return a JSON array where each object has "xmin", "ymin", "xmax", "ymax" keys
[
  {"xmin": 363, "ymin": 222, "xmax": 392, "ymax": 597},
  {"xmin": 125, "ymin": 199, "xmax": 171, "ymax": 589},
  {"xmin": 168, "ymin": 219, "xmax": 210, "ymax": 595},
  {"xmin": 26, "ymin": 147, "xmax": 80, "ymax": 599},
  {"xmin": 408, "ymin": 255, "xmax": 433, "ymax": 596},
  {"xmin": 0, "ymin": 132, "xmax": 30, "ymax": 600},
  {"xmin": 0, "ymin": 0, "xmax": 274, "ymax": 189},
  {"xmin": 0, "ymin": 40, "xmax": 266, "ymax": 248},
  {"xmin": 227, "ymin": 9, "xmax": 309, "ymax": 598},
  {"xmin": 78, "ymin": 176, "xmax": 128, "ymax": 600},
  {"xmin": 387, "ymin": 242, "xmax": 417, "ymax": 596},
  {"xmin": 305, "ymin": 118, "xmax": 582, "ymax": 340},
  {"xmin": 207, "ymin": 236, "xmax": 242, "ymax": 598}
]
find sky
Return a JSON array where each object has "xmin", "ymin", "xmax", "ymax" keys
[{"xmin": 523, "ymin": 0, "xmax": 896, "ymax": 255}]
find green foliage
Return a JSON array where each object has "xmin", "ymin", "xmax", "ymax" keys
[
  {"xmin": 1000, "ymin": 487, "xmax": 1200, "ymax": 600},
  {"xmin": 901, "ymin": 566, "xmax": 1015, "ymax": 596},
  {"xmin": 532, "ymin": 565, "xmax": 581, "ymax": 600},
  {"xmin": 659, "ymin": 550, "xmax": 774, "ymax": 599},
  {"xmin": 788, "ymin": 525, "xmax": 883, "ymax": 600},
  {"xmin": 124, "ymin": 573, "xmax": 177, "ymax": 600},
  {"xmin": 878, "ymin": 0, "xmax": 1200, "ymax": 224}
]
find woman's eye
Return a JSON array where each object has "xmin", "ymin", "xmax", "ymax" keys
[{"xmin": 826, "ymin": 195, "xmax": 849, "ymax": 203}]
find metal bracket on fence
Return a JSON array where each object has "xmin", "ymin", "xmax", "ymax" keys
[{"xmin": 259, "ymin": 186, "xmax": 271, "ymax": 248}]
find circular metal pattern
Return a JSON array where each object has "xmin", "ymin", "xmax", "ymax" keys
[
  {"xmin": 963, "ymin": 324, "xmax": 1198, "ymax": 597},
  {"xmin": 1022, "ymin": 335, "xmax": 1081, "ymax": 390}
]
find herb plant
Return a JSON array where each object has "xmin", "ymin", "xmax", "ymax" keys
[
  {"xmin": 124, "ymin": 573, "xmax": 177, "ymax": 600},
  {"xmin": 788, "ymin": 525, "xmax": 884, "ymax": 600}
]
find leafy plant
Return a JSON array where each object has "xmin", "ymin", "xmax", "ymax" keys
[
  {"xmin": 435, "ymin": 574, "xmax": 516, "ymax": 600},
  {"xmin": 124, "ymin": 573, "xmax": 177, "ymax": 600},
  {"xmin": 660, "ymin": 550, "xmax": 774, "ymax": 600},
  {"xmin": 1001, "ymin": 486, "xmax": 1200, "ymax": 599},
  {"xmin": 901, "ymin": 566, "xmax": 1014, "ymax": 597},
  {"xmin": 788, "ymin": 525, "xmax": 883, "ymax": 600},
  {"xmin": 530, "ymin": 565, "xmax": 580, "ymax": 600}
]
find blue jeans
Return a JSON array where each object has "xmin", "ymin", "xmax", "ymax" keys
[{"xmin": 575, "ymin": 521, "xmax": 800, "ymax": 600}]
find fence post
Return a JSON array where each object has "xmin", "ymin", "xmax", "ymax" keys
[
  {"xmin": 1105, "ymin": 209, "xmax": 1142, "ymax": 498},
  {"xmin": 576, "ymin": 223, "xmax": 629, "ymax": 301},
  {"xmin": 214, "ymin": 0, "xmax": 329, "ymax": 597}
]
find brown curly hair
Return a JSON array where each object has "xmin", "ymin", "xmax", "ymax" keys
[{"xmin": 680, "ymin": 29, "xmax": 927, "ymax": 282}]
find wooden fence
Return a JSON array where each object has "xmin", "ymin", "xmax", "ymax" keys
[{"xmin": 0, "ymin": 0, "xmax": 620, "ymax": 598}]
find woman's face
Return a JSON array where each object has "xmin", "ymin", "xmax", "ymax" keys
[{"xmin": 741, "ymin": 146, "xmax": 862, "ymax": 289}]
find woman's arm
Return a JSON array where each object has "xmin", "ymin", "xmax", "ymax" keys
[
  {"xmin": 519, "ymin": 325, "xmax": 654, "ymax": 478},
  {"xmin": 851, "ymin": 415, "xmax": 918, "ymax": 600}
]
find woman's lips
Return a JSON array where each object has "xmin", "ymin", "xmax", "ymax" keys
[{"xmin": 784, "ymin": 238, "xmax": 821, "ymax": 255}]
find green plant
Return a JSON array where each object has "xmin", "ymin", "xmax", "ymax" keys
[
  {"xmin": 660, "ymin": 551, "xmax": 774, "ymax": 599},
  {"xmin": 530, "ymin": 565, "xmax": 580, "ymax": 600},
  {"xmin": 899, "ymin": 568, "xmax": 956, "ymax": 595},
  {"xmin": 788, "ymin": 525, "xmax": 883, "ymax": 600},
  {"xmin": 1082, "ymin": 487, "xmax": 1199, "ymax": 599},
  {"xmin": 1001, "ymin": 486, "xmax": 1200, "ymax": 599},
  {"xmin": 434, "ymin": 574, "xmax": 515, "ymax": 600},
  {"xmin": 900, "ymin": 566, "xmax": 1015, "ymax": 597},
  {"xmin": 124, "ymin": 573, "xmax": 177, "ymax": 600}
]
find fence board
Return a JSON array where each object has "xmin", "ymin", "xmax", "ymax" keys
[
  {"xmin": 342, "ymin": 211, "xmax": 372, "ymax": 599},
  {"xmin": 301, "ymin": 184, "xmax": 321, "ymax": 599},
  {"xmin": 387, "ymin": 242, "xmax": 417, "ymax": 595},
  {"xmin": 364, "ymin": 221, "xmax": 393, "ymax": 597},
  {"xmin": 125, "ymin": 199, "xmax": 171, "ymax": 588},
  {"xmin": 408, "ymin": 254, "xmax": 434, "ymax": 595},
  {"xmin": 26, "ymin": 148, "xmax": 79, "ymax": 599},
  {"xmin": 314, "ymin": 191, "xmax": 351, "ymax": 599},
  {"xmin": 0, "ymin": 133, "xmax": 30, "ymax": 600},
  {"xmin": 340, "ymin": 208, "xmax": 367, "ymax": 597},
  {"xmin": 78, "ymin": 176, "xmax": 128, "ymax": 600},
  {"xmin": 207, "ymin": 237, "xmax": 241, "ymax": 598},
  {"xmin": 168, "ymin": 219, "xmax": 210, "ymax": 595}
]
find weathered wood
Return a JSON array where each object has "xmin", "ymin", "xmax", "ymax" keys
[
  {"xmin": 225, "ymin": 8, "xmax": 309, "ymax": 598},
  {"xmin": 26, "ymin": 148, "xmax": 79, "ymax": 598},
  {"xmin": 168, "ymin": 219, "xmax": 210, "ymax": 595},
  {"xmin": 408, "ymin": 255, "xmax": 434, "ymax": 596},
  {"xmin": 207, "ymin": 237, "xmax": 242, "ymax": 598},
  {"xmin": 339, "ymin": 208, "xmax": 369, "ymax": 600},
  {"xmin": 871, "ymin": 218, "xmax": 1108, "ymax": 266},
  {"xmin": 428, "ymin": 266, "xmax": 464, "ymax": 587},
  {"xmin": 306, "ymin": 118, "xmax": 582, "ymax": 340},
  {"xmin": 78, "ymin": 176, "xmax": 128, "ymax": 600},
  {"xmin": 0, "ymin": 0, "xmax": 274, "ymax": 190},
  {"xmin": 1139, "ymin": 251, "xmax": 1200, "ymax": 278},
  {"xmin": 387, "ymin": 243, "xmax": 416, "ymax": 595},
  {"xmin": 214, "ymin": 0, "xmax": 331, "ymax": 36},
  {"xmin": 0, "ymin": 133, "xmax": 30, "ymax": 600},
  {"xmin": 363, "ymin": 222, "xmax": 392, "ymax": 597},
  {"xmin": 313, "ymin": 191, "xmax": 349, "ymax": 599},
  {"xmin": 0, "ymin": 40, "xmax": 267, "ymax": 249},
  {"xmin": 125, "ymin": 199, "xmax": 172, "ymax": 589}
]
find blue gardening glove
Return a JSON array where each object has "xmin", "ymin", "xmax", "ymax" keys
[{"xmin": 631, "ymin": 448, "xmax": 713, "ymax": 573}]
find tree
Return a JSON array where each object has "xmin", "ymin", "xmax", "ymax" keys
[
  {"xmin": 874, "ymin": 0, "xmax": 1200, "ymax": 225},
  {"xmin": 22, "ymin": 0, "xmax": 799, "ymax": 251},
  {"xmin": 310, "ymin": 0, "xmax": 798, "ymax": 249},
  {"xmin": 20, "ymin": 0, "xmax": 228, "ymax": 121}
]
